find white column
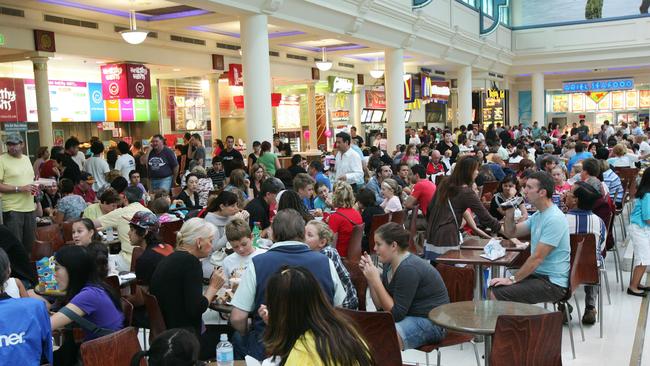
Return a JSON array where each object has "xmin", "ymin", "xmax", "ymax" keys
[
  {"xmin": 306, "ymin": 83, "xmax": 318, "ymax": 152},
  {"xmin": 531, "ymin": 72, "xmax": 545, "ymax": 126},
  {"xmin": 32, "ymin": 57, "xmax": 53, "ymax": 148},
  {"xmin": 208, "ymin": 73, "xmax": 222, "ymax": 141},
  {"xmin": 240, "ymin": 14, "xmax": 273, "ymax": 152},
  {"xmin": 457, "ymin": 65, "xmax": 473, "ymax": 127},
  {"xmin": 385, "ymin": 48, "xmax": 405, "ymax": 149}
]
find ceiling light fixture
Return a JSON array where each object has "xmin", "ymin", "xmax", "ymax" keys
[
  {"xmin": 315, "ymin": 47, "xmax": 332, "ymax": 71},
  {"xmin": 121, "ymin": 9, "xmax": 148, "ymax": 45},
  {"xmin": 369, "ymin": 56, "xmax": 384, "ymax": 79}
]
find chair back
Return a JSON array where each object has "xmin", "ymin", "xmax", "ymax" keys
[
  {"xmin": 435, "ymin": 175, "xmax": 447, "ymax": 186},
  {"xmin": 36, "ymin": 224, "xmax": 65, "ymax": 252},
  {"xmin": 489, "ymin": 312, "xmax": 563, "ymax": 366},
  {"xmin": 570, "ymin": 233, "xmax": 599, "ymax": 285},
  {"xmin": 31, "ymin": 240, "xmax": 53, "ymax": 261},
  {"xmin": 368, "ymin": 213, "xmax": 391, "ymax": 254},
  {"xmin": 481, "ymin": 181, "xmax": 500, "ymax": 202},
  {"xmin": 435, "ymin": 263, "xmax": 475, "ymax": 302},
  {"xmin": 171, "ymin": 186, "xmax": 183, "ymax": 198},
  {"xmin": 61, "ymin": 221, "xmax": 74, "ymax": 243},
  {"xmin": 346, "ymin": 223, "xmax": 365, "ymax": 262},
  {"xmin": 105, "ymin": 275, "xmax": 120, "ymax": 293},
  {"xmin": 389, "ymin": 209, "xmax": 407, "ymax": 225},
  {"xmin": 407, "ymin": 205, "xmax": 419, "ymax": 254},
  {"xmin": 121, "ymin": 298, "xmax": 134, "ymax": 327},
  {"xmin": 342, "ymin": 259, "xmax": 367, "ymax": 311},
  {"xmin": 336, "ymin": 308, "xmax": 403, "ymax": 366},
  {"xmin": 159, "ymin": 220, "xmax": 183, "ymax": 247},
  {"xmin": 507, "ymin": 163, "xmax": 520, "ymax": 171},
  {"xmin": 79, "ymin": 327, "xmax": 144, "ymax": 366},
  {"xmin": 143, "ymin": 290, "xmax": 167, "ymax": 341}
]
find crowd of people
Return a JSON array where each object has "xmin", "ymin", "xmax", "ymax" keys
[{"xmin": 1, "ymin": 117, "xmax": 650, "ymax": 365}]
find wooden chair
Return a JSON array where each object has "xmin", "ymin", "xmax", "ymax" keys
[
  {"xmin": 389, "ymin": 209, "xmax": 407, "ymax": 226},
  {"xmin": 121, "ymin": 298, "xmax": 134, "ymax": 327},
  {"xmin": 407, "ymin": 205, "xmax": 420, "ymax": 255},
  {"xmin": 342, "ymin": 259, "xmax": 367, "ymax": 311},
  {"xmin": 336, "ymin": 308, "xmax": 404, "ymax": 366},
  {"xmin": 417, "ymin": 264, "xmax": 481, "ymax": 366},
  {"xmin": 507, "ymin": 163, "xmax": 520, "ymax": 171},
  {"xmin": 158, "ymin": 220, "xmax": 183, "ymax": 247},
  {"xmin": 61, "ymin": 221, "xmax": 74, "ymax": 243},
  {"xmin": 79, "ymin": 327, "xmax": 144, "ymax": 366},
  {"xmin": 367, "ymin": 213, "xmax": 391, "ymax": 255},
  {"xmin": 143, "ymin": 290, "xmax": 167, "ymax": 342},
  {"xmin": 36, "ymin": 224, "xmax": 65, "ymax": 252},
  {"xmin": 171, "ymin": 186, "xmax": 183, "ymax": 198},
  {"xmin": 489, "ymin": 312, "xmax": 563, "ymax": 366},
  {"xmin": 346, "ymin": 223, "xmax": 365, "ymax": 263},
  {"xmin": 481, "ymin": 181, "xmax": 500, "ymax": 202},
  {"xmin": 31, "ymin": 240, "xmax": 53, "ymax": 261}
]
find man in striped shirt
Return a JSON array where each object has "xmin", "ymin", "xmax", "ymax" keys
[
  {"xmin": 596, "ymin": 147, "xmax": 624, "ymax": 208},
  {"xmin": 565, "ymin": 181, "xmax": 607, "ymax": 325}
]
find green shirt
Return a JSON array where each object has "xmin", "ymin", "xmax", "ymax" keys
[
  {"xmin": 82, "ymin": 203, "xmax": 104, "ymax": 220},
  {"xmin": 257, "ymin": 152, "xmax": 278, "ymax": 176}
]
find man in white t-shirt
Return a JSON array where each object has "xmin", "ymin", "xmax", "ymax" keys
[
  {"xmin": 636, "ymin": 135, "xmax": 650, "ymax": 160},
  {"xmin": 115, "ymin": 141, "xmax": 136, "ymax": 180},
  {"xmin": 84, "ymin": 141, "xmax": 110, "ymax": 192}
]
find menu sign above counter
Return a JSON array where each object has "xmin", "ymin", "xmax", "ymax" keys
[
  {"xmin": 562, "ymin": 78, "xmax": 634, "ymax": 93},
  {"xmin": 101, "ymin": 63, "xmax": 151, "ymax": 100}
]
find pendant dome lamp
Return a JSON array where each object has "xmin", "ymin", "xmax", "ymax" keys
[
  {"xmin": 315, "ymin": 47, "xmax": 333, "ymax": 71},
  {"xmin": 369, "ymin": 56, "xmax": 384, "ymax": 79},
  {"xmin": 121, "ymin": 9, "xmax": 148, "ymax": 45}
]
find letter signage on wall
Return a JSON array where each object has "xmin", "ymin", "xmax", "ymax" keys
[
  {"xmin": 328, "ymin": 76, "xmax": 355, "ymax": 94},
  {"xmin": 0, "ymin": 78, "xmax": 26, "ymax": 122},
  {"xmin": 421, "ymin": 75, "xmax": 450, "ymax": 103},
  {"xmin": 101, "ymin": 63, "xmax": 151, "ymax": 100},
  {"xmin": 562, "ymin": 78, "xmax": 634, "ymax": 93}
]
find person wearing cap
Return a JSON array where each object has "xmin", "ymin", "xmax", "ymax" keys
[
  {"xmin": 73, "ymin": 172, "xmax": 97, "ymax": 204},
  {"xmin": 0, "ymin": 133, "xmax": 38, "ymax": 253},
  {"xmin": 127, "ymin": 211, "xmax": 173, "ymax": 287}
]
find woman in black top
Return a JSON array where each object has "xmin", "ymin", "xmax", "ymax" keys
[
  {"xmin": 356, "ymin": 188, "xmax": 385, "ymax": 253},
  {"xmin": 177, "ymin": 173, "xmax": 201, "ymax": 210}
]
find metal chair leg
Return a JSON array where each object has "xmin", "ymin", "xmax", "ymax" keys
[
  {"xmin": 611, "ymin": 249, "xmax": 620, "ymax": 284},
  {"xmin": 471, "ymin": 341, "xmax": 481, "ymax": 366},
  {"xmin": 574, "ymin": 296, "xmax": 585, "ymax": 342},
  {"xmin": 435, "ymin": 349, "xmax": 440, "ymax": 366},
  {"xmin": 565, "ymin": 302, "xmax": 576, "ymax": 359},
  {"xmin": 599, "ymin": 283, "xmax": 604, "ymax": 339},
  {"xmin": 601, "ymin": 269, "xmax": 611, "ymax": 305}
]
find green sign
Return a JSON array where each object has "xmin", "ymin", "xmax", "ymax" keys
[{"xmin": 0, "ymin": 33, "xmax": 5, "ymax": 46}]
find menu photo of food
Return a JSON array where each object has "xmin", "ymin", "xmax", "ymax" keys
[
  {"xmin": 626, "ymin": 91, "xmax": 638, "ymax": 109},
  {"xmin": 598, "ymin": 93, "xmax": 611, "ymax": 110},
  {"xmin": 571, "ymin": 94, "xmax": 584, "ymax": 112},
  {"xmin": 611, "ymin": 91, "xmax": 625, "ymax": 110},
  {"xmin": 585, "ymin": 95, "xmax": 597, "ymax": 111},
  {"xmin": 552, "ymin": 95, "xmax": 569, "ymax": 112},
  {"xmin": 640, "ymin": 90, "xmax": 650, "ymax": 108}
]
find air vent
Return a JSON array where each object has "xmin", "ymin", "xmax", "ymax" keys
[
  {"xmin": 269, "ymin": 51, "xmax": 280, "ymax": 57},
  {"xmin": 0, "ymin": 6, "xmax": 24, "ymax": 17},
  {"xmin": 488, "ymin": 72, "xmax": 504, "ymax": 79},
  {"xmin": 434, "ymin": 70, "xmax": 446, "ymax": 76},
  {"xmin": 44, "ymin": 14, "xmax": 98, "ymax": 29},
  {"xmin": 114, "ymin": 26, "xmax": 157, "ymax": 38},
  {"xmin": 338, "ymin": 62, "xmax": 354, "ymax": 69},
  {"xmin": 287, "ymin": 53, "xmax": 308, "ymax": 61},
  {"xmin": 171, "ymin": 35, "xmax": 205, "ymax": 45},
  {"xmin": 216, "ymin": 42, "xmax": 240, "ymax": 51}
]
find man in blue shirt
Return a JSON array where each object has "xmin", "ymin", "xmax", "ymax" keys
[
  {"xmin": 567, "ymin": 141, "xmax": 593, "ymax": 172},
  {"xmin": 490, "ymin": 171, "xmax": 570, "ymax": 304},
  {"xmin": 308, "ymin": 160, "xmax": 331, "ymax": 191}
]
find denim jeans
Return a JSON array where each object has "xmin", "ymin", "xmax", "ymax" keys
[
  {"xmin": 395, "ymin": 316, "xmax": 447, "ymax": 350},
  {"xmin": 150, "ymin": 176, "xmax": 173, "ymax": 192}
]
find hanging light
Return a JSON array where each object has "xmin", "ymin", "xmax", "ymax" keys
[
  {"xmin": 121, "ymin": 10, "xmax": 148, "ymax": 45},
  {"xmin": 369, "ymin": 56, "xmax": 384, "ymax": 79},
  {"xmin": 315, "ymin": 47, "xmax": 333, "ymax": 71}
]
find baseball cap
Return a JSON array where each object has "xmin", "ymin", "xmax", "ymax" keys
[
  {"xmin": 80, "ymin": 172, "xmax": 95, "ymax": 184},
  {"xmin": 5, "ymin": 134, "xmax": 23, "ymax": 145},
  {"xmin": 127, "ymin": 211, "xmax": 160, "ymax": 233}
]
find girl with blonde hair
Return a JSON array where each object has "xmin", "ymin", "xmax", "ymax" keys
[{"xmin": 327, "ymin": 181, "xmax": 362, "ymax": 258}]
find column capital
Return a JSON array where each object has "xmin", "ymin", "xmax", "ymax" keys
[{"xmin": 206, "ymin": 72, "xmax": 222, "ymax": 81}]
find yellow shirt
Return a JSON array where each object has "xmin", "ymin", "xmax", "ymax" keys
[
  {"xmin": 98, "ymin": 202, "xmax": 151, "ymax": 265},
  {"xmin": 0, "ymin": 153, "xmax": 35, "ymax": 212},
  {"xmin": 82, "ymin": 203, "xmax": 104, "ymax": 220},
  {"xmin": 285, "ymin": 331, "xmax": 330, "ymax": 366}
]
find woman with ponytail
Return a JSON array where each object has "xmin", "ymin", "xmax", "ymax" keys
[{"xmin": 130, "ymin": 328, "xmax": 201, "ymax": 366}]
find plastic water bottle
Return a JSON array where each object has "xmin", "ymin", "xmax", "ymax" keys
[
  {"xmin": 106, "ymin": 227, "xmax": 114, "ymax": 241},
  {"xmin": 216, "ymin": 333, "xmax": 233, "ymax": 366},
  {"xmin": 252, "ymin": 222, "xmax": 261, "ymax": 248}
]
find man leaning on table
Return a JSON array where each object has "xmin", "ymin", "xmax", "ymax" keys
[{"xmin": 490, "ymin": 171, "xmax": 571, "ymax": 304}]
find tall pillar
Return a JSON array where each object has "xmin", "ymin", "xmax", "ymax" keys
[
  {"xmin": 457, "ymin": 65, "xmax": 473, "ymax": 127},
  {"xmin": 32, "ymin": 57, "xmax": 52, "ymax": 148},
  {"xmin": 240, "ymin": 14, "xmax": 273, "ymax": 152},
  {"xmin": 306, "ymin": 83, "xmax": 318, "ymax": 152},
  {"xmin": 531, "ymin": 72, "xmax": 545, "ymax": 126},
  {"xmin": 385, "ymin": 48, "xmax": 405, "ymax": 149},
  {"xmin": 208, "ymin": 73, "xmax": 222, "ymax": 141}
]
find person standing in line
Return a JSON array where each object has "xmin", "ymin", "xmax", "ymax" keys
[
  {"xmin": 334, "ymin": 132, "xmax": 364, "ymax": 191},
  {"xmin": 115, "ymin": 141, "xmax": 136, "ymax": 180},
  {"xmin": 220, "ymin": 135, "xmax": 244, "ymax": 177},
  {"xmin": 189, "ymin": 133, "xmax": 206, "ymax": 171},
  {"xmin": 0, "ymin": 134, "xmax": 38, "ymax": 254},
  {"xmin": 83, "ymin": 141, "xmax": 110, "ymax": 192},
  {"xmin": 147, "ymin": 134, "xmax": 179, "ymax": 191},
  {"xmin": 61, "ymin": 137, "xmax": 82, "ymax": 184},
  {"xmin": 350, "ymin": 126, "xmax": 364, "ymax": 147}
]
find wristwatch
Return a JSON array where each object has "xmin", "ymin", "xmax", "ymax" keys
[{"xmin": 509, "ymin": 275, "xmax": 517, "ymax": 283}]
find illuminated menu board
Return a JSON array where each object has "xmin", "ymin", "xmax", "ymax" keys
[{"xmin": 482, "ymin": 89, "xmax": 505, "ymax": 127}]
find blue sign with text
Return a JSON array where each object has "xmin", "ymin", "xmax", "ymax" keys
[
  {"xmin": 412, "ymin": 0, "xmax": 433, "ymax": 9},
  {"xmin": 562, "ymin": 78, "xmax": 634, "ymax": 93},
  {"xmin": 88, "ymin": 82, "xmax": 105, "ymax": 121}
]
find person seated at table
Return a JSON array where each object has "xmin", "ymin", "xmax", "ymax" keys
[
  {"xmin": 130, "ymin": 328, "xmax": 201, "ymax": 366},
  {"xmin": 259, "ymin": 266, "xmax": 373, "ymax": 365},
  {"xmin": 230, "ymin": 209, "xmax": 346, "ymax": 361},
  {"xmin": 245, "ymin": 178, "xmax": 284, "ymax": 233},
  {"xmin": 564, "ymin": 181, "xmax": 607, "ymax": 324},
  {"xmin": 552, "ymin": 166, "xmax": 571, "ymax": 195},
  {"xmin": 149, "ymin": 196, "xmax": 181, "ymax": 223},
  {"xmin": 293, "ymin": 173, "xmax": 316, "ymax": 211},
  {"xmin": 50, "ymin": 246, "xmax": 124, "ymax": 342},
  {"xmin": 0, "ymin": 248, "xmax": 53, "ymax": 364},
  {"xmin": 73, "ymin": 172, "xmax": 97, "ymax": 204},
  {"xmin": 128, "ymin": 170, "xmax": 146, "ymax": 196},
  {"xmin": 40, "ymin": 183, "xmax": 61, "ymax": 217},
  {"xmin": 278, "ymin": 190, "xmax": 314, "ymax": 224},
  {"xmin": 82, "ymin": 188, "xmax": 121, "ymax": 220},
  {"xmin": 127, "ymin": 211, "xmax": 173, "ymax": 287},
  {"xmin": 2, "ymin": 253, "xmax": 29, "ymax": 299},
  {"xmin": 313, "ymin": 182, "xmax": 333, "ymax": 211},
  {"xmin": 424, "ymin": 156, "xmax": 502, "ymax": 260},
  {"xmin": 380, "ymin": 178, "xmax": 403, "ymax": 214},
  {"xmin": 327, "ymin": 181, "xmax": 363, "ymax": 258},
  {"xmin": 150, "ymin": 218, "xmax": 225, "ymax": 360},
  {"xmin": 71, "ymin": 218, "xmax": 101, "ymax": 247},
  {"xmin": 55, "ymin": 178, "xmax": 87, "ymax": 223},
  {"xmin": 176, "ymin": 173, "xmax": 201, "ymax": 210},
  {"xmin": 305, "ymin": 220, "xmax": 358, "ymax": 310},
  {"xmin": 225, "ymin": 169, "xmax": 251, "ymax": 202},
  {"xmin": 223, "ymin": 218, "xmax": 265, "ymax": 285},
  {"xmin": 490, "ymin": 171, "xmax": 570, "ymax": 305},
  {"xmin": 489, "ymin": 175, "xmax": 528, "ymax": 222},
  {"xmin": 359, "ymin": 222, "xmax": 449, "ymax": 350}
]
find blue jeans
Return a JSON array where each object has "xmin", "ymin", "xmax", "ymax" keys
[
  {"xmin": 150, "ymin": 176, "xmax": 173, "ymax": 192},
  {"xmin": 232, "ymin": 330, "xmax": 265, "ymax": 361},
  {"xmin": 395, "ymin": 316, "xmax": 447, "ymax": 350}
]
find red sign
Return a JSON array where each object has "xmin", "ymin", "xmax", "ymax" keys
[
  {"xmin": 101, "ymin": 63, "xmax": 151, "ymax": 100},
  {"xmin": 0, "ymin": 78, "xmax": 27, "ymax": 122},
  {"xmin": 365, "ymin": 89, "xmax": 386, "ymax": 109},
  {"xmin": 228, "ymin": 64, "xmax": 243, "ymax": 86}
]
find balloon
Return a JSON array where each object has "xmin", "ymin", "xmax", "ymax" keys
[
  {"xmin": 303, "ymin": 130, "xmax": 310, "ymax": 140},
  {"xmin": 324, "ymin": 129, "xmax": 332, "ymax": 138}
]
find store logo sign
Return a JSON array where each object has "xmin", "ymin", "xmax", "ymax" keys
[
  {"xmin": 563, "ymin": 78, "xmax": 634, "ymax": 93},
  {"xmin": 101, "ymin": 63, "xmax": 151, "ymax": 100},
  {"xmin": 328, "ymin": 76, "xmax": 354, "ymax": 94},
  {"xmin": 480, "ymin": 0, "xmax": 510, "ymax": 36},
  {"xmin": 0, "ymin": 78, "xmax": 26, "ymax": 122},
  {"xmin": 0, "ymin": 88, "xmax": 16, "ymax": 111}
]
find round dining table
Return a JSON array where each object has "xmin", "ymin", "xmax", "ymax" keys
[{"xmin": 428, "ymin": 300, "xmax": 551, "ymax": 365}]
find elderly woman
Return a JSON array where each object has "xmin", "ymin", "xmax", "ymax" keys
[
  {"xmin": 326, "ymin": 181, "xmax": 363, "ymax": 258},
  {"xmin": 150, "ymin": 218, "xmax": 225, "ymax": 359},
  {"xmin": 608, "ymin": 143, "xmax": 638, "ymax": 168}
]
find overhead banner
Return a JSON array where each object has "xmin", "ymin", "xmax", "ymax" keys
[
  {"xmin": 0, "ymin": 78, "xmax": 26, "ymax": 122},
  {"xmin": 101, "ymin": 63, "xmax": 151, "ymax": 100},
  {"xmin": 562, "ymin": 78, "xmax": 634, "ymax": 93},
  {"xmin": 421, "ymin": 75, "xmax": 450, "ymax": 103},
  {"xmin": 228, "ymin": 64, "xmax": 243, "ymax": 86},
  {"xmin": 365, "ymin": 89, "xmax": 386, "ymax": 109}
]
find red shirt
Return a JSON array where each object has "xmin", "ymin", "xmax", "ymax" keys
[
  {"xmin": 411, "ymin": 179, "xmax": 436, "ymax": 215},
  {"xmin": 426, "ymin": 162, "xmax": 446, "ymax": 175},
  {"xmin": 39, "ymin": 160, "xmax": 58, "ymax": 179},
  {"xmin": 327, "ymin": 207, "xmax": 362, "ymax": 258},
  {"xmin": 73, "ymin": 185, "xmax": 96, "ymax": 203}
]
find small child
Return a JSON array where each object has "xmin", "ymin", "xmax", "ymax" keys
[
  {"xmin": 207, "ymin": 157, "xmax": 226, "ymax": 189},
  {"xmin": 313, "ymin": 182, "xmax": 333, "ymax": 211},
  {"xmin": 223, "ymin": 218, "xmax": 265, "ymax": 286}
]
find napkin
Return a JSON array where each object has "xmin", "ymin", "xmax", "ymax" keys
[
  {"xmin": 245, "ymin": 355, "xmax": 281, "ymax": 366},
  {"xmin": 118, "ymin": 272, "xmax": 136, "ymax": 285},
  {"xmin": 479, "ymin": 238, "xmax": 506, "ymax": 261}
]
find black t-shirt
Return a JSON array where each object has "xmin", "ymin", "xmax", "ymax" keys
[
  {"xmin": 219, "ymin": 149, "xmax": 244, "ymax": 177},
  {"xmin": 435, "ymin": 141, "xmax": 460, "ymax": 163},
  {"xmin": 61, "ymin": 153, "xmax": 81, "ymax": 184},
  {"xmin": 40, "ymin": 192, "xmax": 60, "ymax": 211},
  {"xmin": 135, "ymin": 244, "xmax": 174, "ymax": 286},
  {"xmin": 288, "ymin": 165, "xmax": 307, "ymax": 178},
  {"xmin": 248, "ymin": 153, "xmax": 258, "ymax": 166},
  {"xmin": 0, "ymin": 225, "xmax": 36, "ymax": 285},
  {"xmin": 352, "ymin": 135, "xmax": 364, "ymax": 147},
  {"xmin": 361, "ymin": 206, "xmax": 385, "ymax": 252},
  {"xmin": 245, "ymin": 197, "xmax": 271, "ymax": 230}
]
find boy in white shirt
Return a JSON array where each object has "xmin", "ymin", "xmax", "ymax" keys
[{"xmin": 223, "ymin": 218, "xmax": 265, "ymax": 286}]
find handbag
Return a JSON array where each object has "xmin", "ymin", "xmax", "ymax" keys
[{"xmin": 448, "ymin": 199, "xmax": 464, "ymax": 244}]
